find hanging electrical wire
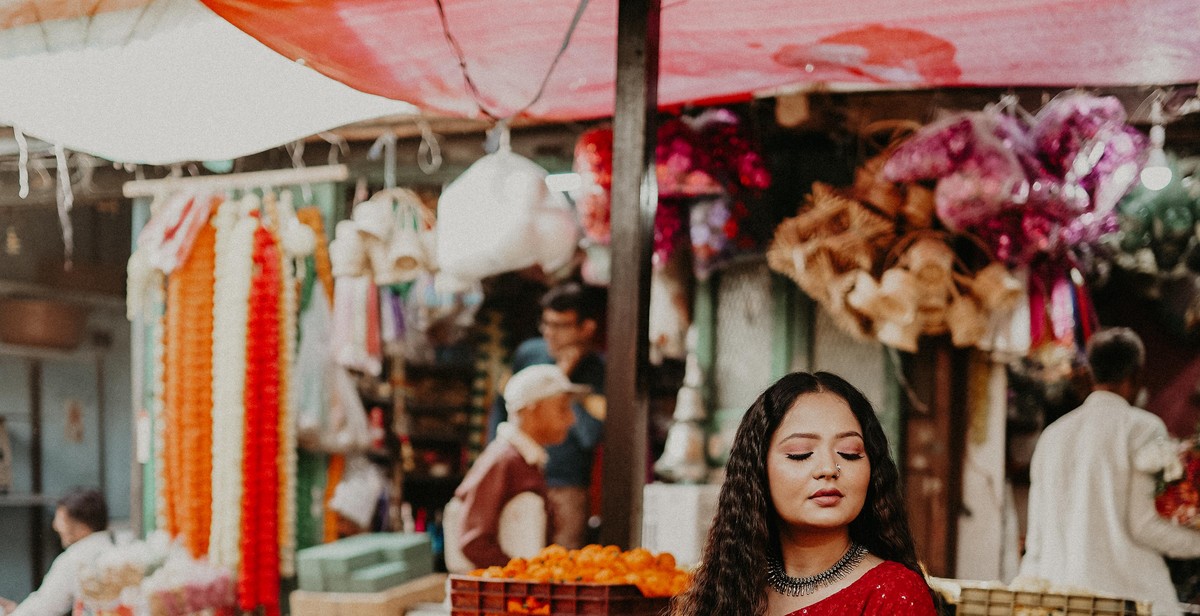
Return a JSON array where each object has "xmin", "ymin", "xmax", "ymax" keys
[{"xmin": 433, "ymin": 0, "xmax": 590, "ymax": 121}]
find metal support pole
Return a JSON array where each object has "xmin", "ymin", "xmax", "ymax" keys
[
  {"xmin": 96, "ymin": 349, "xmax": 108, "ymax": 496},
  {"xmin": 29, "ymin": 359, "xmax": 44, "ymax": 588},
  {"xmin": 600, "ymin": 0, "xmax": 660, "ymax": 549}
]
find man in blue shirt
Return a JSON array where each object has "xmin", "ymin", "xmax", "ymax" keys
[{"xmin": 488, "ymin": 282, "xmax": 605, "ymax": 549}]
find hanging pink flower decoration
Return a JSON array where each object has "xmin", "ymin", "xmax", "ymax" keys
[
  {"xmin": 574, "ymin": 108, "xmax": 771, "ymax": 267},
  {"xmin": 885, "ymin": 94, "xmax": 1148, "ymax": 266}
]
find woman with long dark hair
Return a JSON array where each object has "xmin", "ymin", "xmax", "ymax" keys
[{"xmin": 674, "ymin": 371, "xmax": 935, "ymax": 615}]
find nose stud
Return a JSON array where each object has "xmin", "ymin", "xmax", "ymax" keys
[{"xmin": 832, "ymin": 463, "xmax": 841, "ymax": 479}]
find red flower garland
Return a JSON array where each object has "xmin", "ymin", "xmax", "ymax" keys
[{"xmin": 238, "ymin": 221, "xmax": 282, "ymax": 616}]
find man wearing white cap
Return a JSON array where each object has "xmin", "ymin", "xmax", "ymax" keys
[{"xmin": 444, "ymin": 365, "xmax": 587, "ymax": 572}]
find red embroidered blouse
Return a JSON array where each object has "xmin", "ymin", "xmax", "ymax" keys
[{"xmin": 784, "ymin": 561, "xmax": 936, "ymax": 616}]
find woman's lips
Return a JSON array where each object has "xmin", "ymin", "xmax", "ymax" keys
[{"xmin": 810, "ymin": 489, "xmax": 843, "ymax": 506}]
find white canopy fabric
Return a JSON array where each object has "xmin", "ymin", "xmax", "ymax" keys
[{"xmin": 0, "ymin": 0, "xmax": 416, "ymax": 165}]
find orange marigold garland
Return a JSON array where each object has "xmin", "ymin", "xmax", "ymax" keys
[
  {"xmin": 296, "ymin": 207, "xmax": 335, "ymax": 305},
  {"xmin": 179, "ymin": 219, "xmax": 217, "ymax": 558},
  {"xmin": 163, "ymin": 200, "xmax": 221, "ymax": 553},
  {"xmin": 239, "ymin": 221, "xmax": 282, "ymax": 615}
]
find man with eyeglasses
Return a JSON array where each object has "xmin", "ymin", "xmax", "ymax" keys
[{"xmin": 488, "ymin": 282, "xmax": 606, "ymax": 549}]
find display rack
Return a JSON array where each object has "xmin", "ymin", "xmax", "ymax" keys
[{"xmin": 399, "ymin": 360, "xmax": 475, "ymax": 516}]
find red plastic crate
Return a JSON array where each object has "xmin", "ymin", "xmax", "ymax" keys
[{"xmin": 448, "ymin": 575, "xmax": 672, "ymax": 615}]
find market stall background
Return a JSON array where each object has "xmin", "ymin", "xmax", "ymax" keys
[{"xmin": 0, "ymin": 0, "xmax": 1197, "ymax": 612}]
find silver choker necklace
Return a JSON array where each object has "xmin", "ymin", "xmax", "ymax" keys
[{"xmin": 766, "ymin": 542, "xmax": 868, "ymax": 596}]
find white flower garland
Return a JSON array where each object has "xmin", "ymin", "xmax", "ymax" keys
[
  {"xmin": 207, "ymin": 196, "xmax": 255, "ymax": 571},
  {"xmin": 278, "ymin": 229, "xmax": 299, "ymax": 578},
  {"xmin": 150, "ymin": 273, "xmax": 168, "ymax": 531}
]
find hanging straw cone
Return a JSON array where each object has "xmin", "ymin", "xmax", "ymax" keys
[
  {"xmin": 852, "ymin": 155, "xmax": 904, "ymax": 216},
  {"xmin": 768, "ymin": 239, "xmax": 834, "ymax": 305},
  {"xmin": 825, "ymin": 271, "xmax": 872, "ymax": 340},
  {"xmin": 874, "ymin": 268, "xmax": 919, "ymax": 326},
  {"xmin": 846, "ymin": 201, "xmax": 897, "ymax": 254},
  {"xmin": 904, "ymin": 237, "xmax": 956, "ymax": 287},
  {"xmin": 845, "ymin": 270, "xmax": 884, "ymax": 320},
  {"xmin": 947, "ymin": 294, "xmax": 989, "ymax": 348},
  {"xmin": 798, "ymin": 246, "xmax": 839, "ymax": 304},
  {"xmin": 917, "ymin": 304, "xmax": 950, "ymax": 335},
  {"xmin": 901, "ymin": 184, "xmax": 936, "ymax": 229},
  {"xmin": 971, "ymin": 262, "xmax": 1024, "ymax": 313},
  {"xmin": 823, "ymin": 233, "xmax": 874, "ymax": 274},
  {"xmin": 875, "ymin": 317, "xmax": 921, "ymax": 352},
  {"xmin": 873, "ymin": 267, "xmax": 922, "ymax": 351}
]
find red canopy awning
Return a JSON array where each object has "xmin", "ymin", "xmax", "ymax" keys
[{"xmin": 202, "ymin": 0, "xmax": 1200, "ymax": 120}]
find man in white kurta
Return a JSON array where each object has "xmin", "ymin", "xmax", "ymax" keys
[
  {"xmin": 1020, "ymin": 329, "xmax": 1200, "ymax": 615},
  {"xmin": 1, "ymin": 488, "xmax": 113, "ymax": 616}
]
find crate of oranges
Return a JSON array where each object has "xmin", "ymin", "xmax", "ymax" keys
[{"xmin": 449, "ymin": 544, "xmax": 690, "ymax": 615}]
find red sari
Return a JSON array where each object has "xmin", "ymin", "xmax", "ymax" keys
[{"xmin": 784, "ymin": 561, "xmax": 936, "ymax": 616}]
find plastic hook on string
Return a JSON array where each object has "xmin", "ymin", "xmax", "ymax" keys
[
  {"xmin": 53, "ymin": 143, "xmax": 75, "ymax": 269},
  {"xmin": 368, "ymin": 131, "xmax": 399, "ymax": 190},
  {"xmin": 13, "ymin": 127, "xmax": 30, "ymax": 198},
  {"xmin": 484, "ymin": 119, "xmax": 512, "ymax": 154},
  {"xmin": 287, "ymin": 140, "xmax": 313, "ymax": 203},
  {"xmin": 417, "ymin": 120, "xmax": 443, "ymax": 175},
  {"xmin": 319, "ymin": 132, "xmax": 350, "ymax": 167}
]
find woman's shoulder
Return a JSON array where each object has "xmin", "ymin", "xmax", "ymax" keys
[
  {"xmin": 860, "ymin": 560, "xmax": 930, "ymax": 593},
  {"xmin": 859, "ymin": 561, "xmax": 935, "ymax": 613},
  {"xmin": 781, "ymin": 561, "xmax": 934, "ymax": 616},
  {"xmin": 866, "ymin": 560, "xmax": 925, "ymax": 583}
]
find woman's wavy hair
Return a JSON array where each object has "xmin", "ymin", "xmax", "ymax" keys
[{"xmin": 673, "ymin": 371, "xmax": 923, "ymax": 616}]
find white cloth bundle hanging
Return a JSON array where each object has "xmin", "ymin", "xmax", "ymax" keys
[{"xmin": 436, "ymin": 145, "xmax": 579, "ymax": 292}]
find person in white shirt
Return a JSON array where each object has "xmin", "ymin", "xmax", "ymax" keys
[
  {"xmin": 1019, "ymin": 328, "xmax": 1200, "ymax": 615},
  {"xmin": 0, "ymin": 488, "xmax": 114, "ymax": 616}
]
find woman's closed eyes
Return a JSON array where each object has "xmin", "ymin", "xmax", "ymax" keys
[{"xmin": 784, "ymin": 452, "xmax": 865, "ymax": 461}]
